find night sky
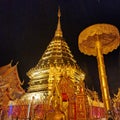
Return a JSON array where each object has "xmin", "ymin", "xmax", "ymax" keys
[{"xmin": 0, "ymin": 0, "xmax": 120, "ymax": 98}]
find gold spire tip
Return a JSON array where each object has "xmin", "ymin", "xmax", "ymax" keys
[
  {"xmin": 54, "ymin": 7, "xmax": 63, "ymax": 37},
  {"xmin": 58, "ymin": 7, "xmax": 61, "ymax": 18}
]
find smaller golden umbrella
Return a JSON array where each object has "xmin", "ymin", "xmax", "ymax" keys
[{"xmin": 78, "ymin": 23, "xmax": 120, "ymax": 118}]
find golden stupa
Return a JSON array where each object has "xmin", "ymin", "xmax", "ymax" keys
[{"xmin": 21, "ymin": 8, "xmax": 85, "ymax": 102}]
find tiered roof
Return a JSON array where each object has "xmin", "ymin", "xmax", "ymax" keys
[{"xmin": 0, "ymin": 62, "xmax": 25, "ymax": 100}]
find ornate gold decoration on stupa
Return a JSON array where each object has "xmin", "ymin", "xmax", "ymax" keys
[
  {"xmin": 45, "ymin": 79, "xmax": 66, "ymax": 120},
  {"xmin": 22, "ymin": 8, "xmax": 85, "ymax": 102},
  {"xmin": 78, "ymin": 23, "xmax": 120, "ymax": 118}
]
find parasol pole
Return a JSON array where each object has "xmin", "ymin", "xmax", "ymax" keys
[
  {"xmin": 78, "ymin": 23, "xmax": 120, "ymax": 119},
  {"xmin": 95, "ymin": 40, "xmax": 111, "ymax": 118}
]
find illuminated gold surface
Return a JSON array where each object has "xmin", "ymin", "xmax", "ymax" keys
[
  {"xmin": 0, "ymin": 63, "xmax": 25, "ymax": 107},
  {"xmin": 19, "ymin": 8, "xmax": 90, "ymax": 119},
  {"xmin": 78, "ymin": 23, "xmax": 120, "ymax": 117},
  {"xmin": 25, "ymin": 8, "xmax": 85, "ymax": 100},
  {"xmin": 113, "ymin": 88, "xmax": 120, "ymax": 108},
  {"xmin": 96, "ymin": 40, "xmax": 110, "ymax": 111},
  {"xmin": 0, "ymin": 61, "xmax": 11, "ymax": 75},
  {"xmin": 78, "ymin": 23, "xmax": 120, "ymax": 56},
  {"xmin": 45, "ymin": 73, "xmax": 66, "ymax": 120}
]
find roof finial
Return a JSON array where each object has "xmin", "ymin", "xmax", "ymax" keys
[
  {"xmin": 54, "ymin": 7, "xmax": 63, "ymax": 37},
  {"xmin": 58, "ymin": 6, "xmax": 61, "ymax": 18}
]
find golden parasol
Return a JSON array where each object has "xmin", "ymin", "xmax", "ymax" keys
[{"xmin": 78, "ymin": 23, "xmax": 120, "ymax": 118}]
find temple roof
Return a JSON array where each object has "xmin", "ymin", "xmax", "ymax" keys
[
  {"xmin": 0, "ymin": 61, "xmax": 12, "ymax": 75},
  {"xmin": 0, "ymin": 62, "xmax": 25, "ymax": 99}
]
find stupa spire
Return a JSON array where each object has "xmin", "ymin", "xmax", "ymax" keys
[{"xmin": 54, "ymin": 7, "xmax": 63, "ymax": 37}]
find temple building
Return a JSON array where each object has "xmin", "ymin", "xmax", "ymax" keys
[
  {"xmin": 0, "ymin": 62, "xmax": 24, "ymax": 104},
  {"xmin": 0, "ymin": 62, "xmax": 25, "ymax": 120},
  {"xmin": 0, "ymin": 9, "xmax": 107, "ymax": 120}
]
